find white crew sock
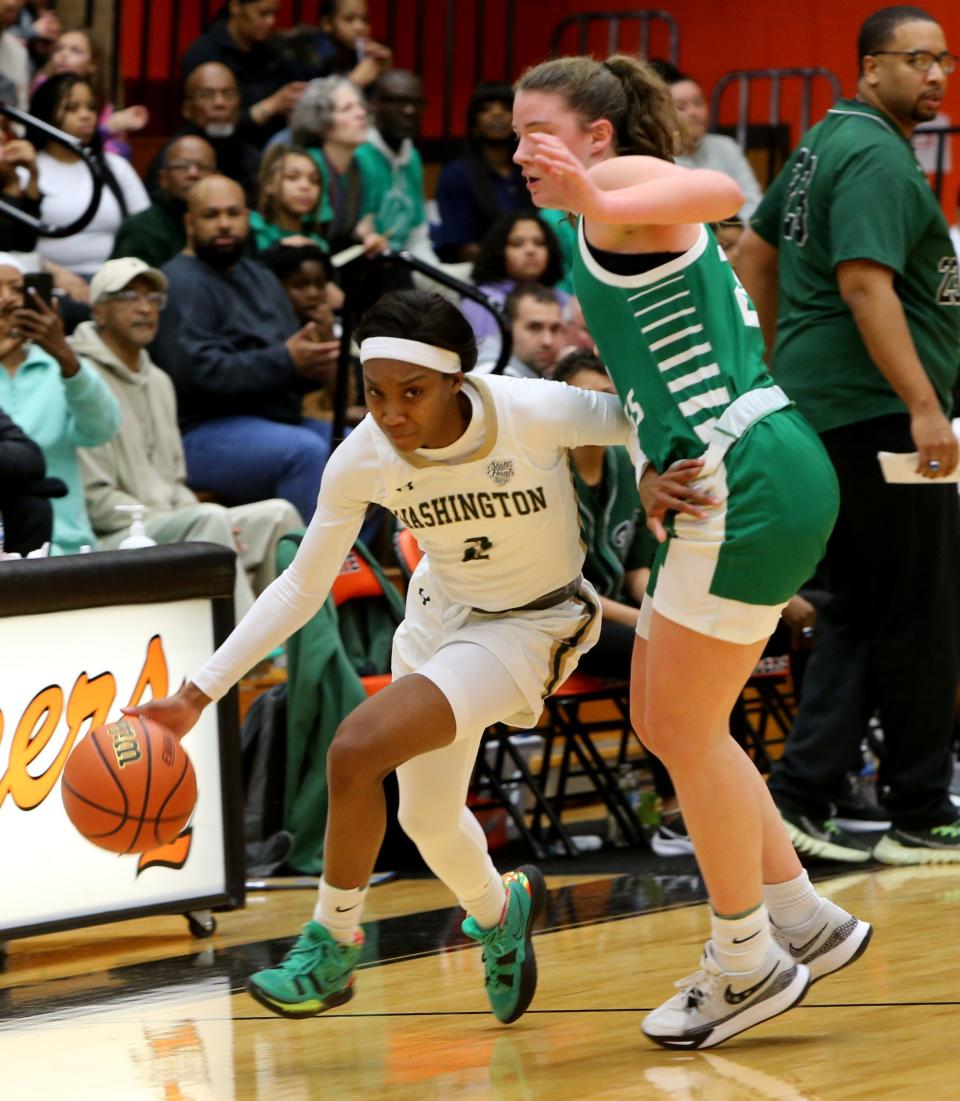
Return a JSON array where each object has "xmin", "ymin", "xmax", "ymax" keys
[
  {"xmin": 315, "ymin": 878, "xmax": 368, "ymax": 944},
  {"xmin": 460, "ymin": 872, "xmax": 507, "ymax": 929},
  {"xmin": 710, "ymin": 902, "xmax": 772, "ymax": 973},
  {"xmin": 764, "ymin": 870, "xmax": 821, "ymax": 929}
]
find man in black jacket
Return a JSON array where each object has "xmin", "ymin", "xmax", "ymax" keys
[{"xmin": 151, "ymin": 175, "xmax": 339, "ymax": 521}]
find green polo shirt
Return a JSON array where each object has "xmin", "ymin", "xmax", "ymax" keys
[{"xmin": 752, "ymin": 98, "xmax": 960, "ymax": 433}]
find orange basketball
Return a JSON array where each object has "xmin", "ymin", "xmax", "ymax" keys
[{"xmin": 61, "ymin": 716, "xmax": 197, "ymax": 854}]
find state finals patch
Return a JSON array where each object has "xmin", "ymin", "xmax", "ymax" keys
[{"xmin": 486, "ymin": 459, "xmax": 515, "ymax": 486}]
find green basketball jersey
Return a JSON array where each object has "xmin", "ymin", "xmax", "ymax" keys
[
  {"xmin": 752, "ymin": 99, "xmax": 960, "ymax": 433},
  {"xmin": 572, "ymin": 220, "xmax": 772, "ymax": 472}
]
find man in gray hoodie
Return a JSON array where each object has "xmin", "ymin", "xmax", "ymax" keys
[{"xmin": 74, "ymin": 257, "xmax": 302, "ymax": 616}]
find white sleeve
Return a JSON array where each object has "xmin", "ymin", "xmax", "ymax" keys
[
  {"xmin": 191, "ymin": 425, "xmax": 383, "ymax": 701},
  {"xmin": 106, "ymin": 153, "xmax": 150, "ymax": 216},
  {"xmin": 510, "ymin": 377, "xmax": 650, "ymax": 476}
]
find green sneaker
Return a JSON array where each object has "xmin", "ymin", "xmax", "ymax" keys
[
  {"xmin": 462, "ymin": 864, "xmax": 547, "ymax": 1024},
  {"xmin": 246, "ymin": 921, "xmax": 363, "ymax": 1018},
  {"xmin": 873, "ymin": 822, "xmax": 960, "ymax": 865}
]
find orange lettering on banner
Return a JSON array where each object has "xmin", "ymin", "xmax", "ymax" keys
[
  {"xmin": 0, "ymin": 686, "xmax": 63, "ymax": 810},
  {"xmin": 0, "ymin": 636, "xmax": 170, "ymax": 814},
  {"xmin": 127, "ymin": 635, "xmax": 168, "ymax": 707}
]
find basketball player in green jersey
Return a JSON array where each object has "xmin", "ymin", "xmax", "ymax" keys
[{"xmin": 513, "ymin": 56, "xmax": 871, "ymax": 1050}]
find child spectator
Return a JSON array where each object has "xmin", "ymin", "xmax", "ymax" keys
[
  {"xmin": 250, "ymin": 144, "xmax": 328, "ymax": 251},
  {"xmin": 29, "ymin": 73, "xmax": 149, "ymax": 281},
  {"xmin": 276, "ymin": 0, "xmax": 391, "ymax": 90},
  {"xmin": 37, "ymin": 29, "xmax": 149, "ymax": 159},
  {"xmin": 460, "ymin": 211, "xmax": 568, "ymax": 345},
  {"xmin": 433, "ymin": 82, "xmax": 533, "ymax": 263}
]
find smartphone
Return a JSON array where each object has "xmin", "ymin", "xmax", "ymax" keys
[{"xmin": 23, "ymin": 272, "xmax": 53, "ymax": 310}]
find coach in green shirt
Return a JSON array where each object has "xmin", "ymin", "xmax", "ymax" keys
[{"xmin": 739, "ymin": 5, "xmax": 960, "ymax": 866}]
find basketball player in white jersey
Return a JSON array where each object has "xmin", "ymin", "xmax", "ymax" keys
[
  {"xmin": 512, "ymin": 55, "xmax": 872, "ymax": 1049},
  {"xmin": 126, "ymin": 288, "xmax": 640, "ymax": 1025}
]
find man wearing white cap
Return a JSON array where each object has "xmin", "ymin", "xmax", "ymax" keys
[
  {"xmin": 74, "ymin": 257, "xmax": 303, "ymax": 615},
  {"xmin": 0, "ymin": 251, "xmax": 119, "ymax": 554}
]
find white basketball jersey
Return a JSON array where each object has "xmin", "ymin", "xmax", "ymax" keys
[{"xmin": 193, "ymin": 374, "xmax": 636, "ymax": 701}]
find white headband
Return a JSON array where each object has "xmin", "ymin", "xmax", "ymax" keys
[{"xmin": 359, "ymin": 336, "xmax": 462, "ymax": 374}]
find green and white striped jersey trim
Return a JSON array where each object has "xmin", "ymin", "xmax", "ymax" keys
[{"xmin": 577, "ymin": 222, "xmax": 732, "ymax": 443}]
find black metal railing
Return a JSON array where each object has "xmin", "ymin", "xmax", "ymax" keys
[
  {"xmin": 550, "ymin": 9, "xmax": 679, "ymax": 63},
  {"xmin": 709, "ymin": 67, "xmax": 841, "ymax": 186},
  {"xmin": 0, "ymin": 104, "xmax": 104, "ymax": 238},
  {"xmin": 912, "ymin": 125, "xmax": 960, "ymax": 202}
]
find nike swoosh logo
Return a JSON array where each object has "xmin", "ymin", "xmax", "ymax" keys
[
  {"xmin": 732, "ymin": 930, "xmax": 761, "ymax": 944},
  {"xmin": 335, "ymin": 905, "xmax": 360, "ymax": 913},
  {"xmin": 724, "ymin": 962, "xmax": 778, "ymax": 1005},
  {"xmin": 789, "ymin": 922, "xmax": 828, "ymax": 957}
]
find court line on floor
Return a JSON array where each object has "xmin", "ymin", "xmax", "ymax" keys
[{"xmin": 232, "ymin": 999, "xmax": 960, "ymax": 1021}]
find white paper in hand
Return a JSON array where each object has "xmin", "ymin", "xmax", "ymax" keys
[{"xmin": 877, "ymin": 419, "xmax": 960, "ymax": 483}]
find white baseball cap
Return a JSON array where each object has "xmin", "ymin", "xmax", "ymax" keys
[{"xmin": 90, "ymin": 257, "xmax": 168, "ymax": 305}]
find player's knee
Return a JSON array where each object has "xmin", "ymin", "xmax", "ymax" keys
[{"xmin": 326, "ymin": 718, "xmax": 384, "ymax": 792}]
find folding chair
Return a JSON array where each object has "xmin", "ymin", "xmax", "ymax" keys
[
  {"xmin": 531, "ymin": 672, "xmax": 646, "ymax": 850},
  {"xmin": 732, "ymin": 650, "xmax": 796, "ymax": 772}
]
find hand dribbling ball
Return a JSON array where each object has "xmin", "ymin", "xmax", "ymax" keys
[{"xmin": 62, "ymin": 716, "xmax": 197, "ymax": 854}]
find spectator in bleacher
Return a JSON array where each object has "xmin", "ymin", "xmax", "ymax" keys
[
  {"xmin": 432, "ymin": 82, "xmax": 533, "ymax": 263},
  {"xmin": 37, "ymin": 29, "xmax": 150, "ymax": 160},
  {"xmin": 559, "ymin": 296, "xmax": 594, "ymax": 358},
  {"xmin": 653, "ymin": 60, "xmax": 763, "ymax": 222},
  {"xmin": 9, "ymin": 1, "xmax": 58, "ymax": 78},
  {"xmin": 0, "ymin": 123, "xmax": 41, "ymax": 253},
  {"xmin": 74, "ymin": 257, "xmax": 302, "ymax": 615},
  {"xmin": 289, "ymin": 75, "xmax": 386, "ymax": 256},
  {"xmin": 181, "ymin": 0, "xmax": 307, "ymax": 145},
  {"xmin": 0, "ymin": 0, "xmax": 30, "ymax": 108},
  {"xmin": 0, "ymin": 252, "xmax": 119, "ymax": 553},
  {"xmin": 477, "ymin": 281, "xmax": 564, "ymax": 378},
  {"xmin": 112, "ymin": 136, "xmax": 216, "ymax": 268},
  {"xmin": 275, "ymin": 0, "xmax": 391, "ymax": 91},
  {"xmin": 552, "ymin": 350, "xmax": 691, "ymax": 855},
  {"xmin": 152, "ymin": 175, "xmax": 339, "ymax": 521},
  {"xmin": 258, "ymin": 241, "xmax": 363, "ymax": 424},
  {"xmin": 0, "ymin": 404, "xmax": 58, "ymax": 555},
  {"xmin": 146, "ymin": 63, "xmax": 262, "ymax": 205},
  {"xmin": 250, "ymin": 143, "xmax": 328, "ymax": 251},
  {"xmin": 356, "ymin": 69, "xmax": 440, "ymax": 265},
  {"xmin": 460, "ymin": 211, "xmax": 568, "ymax": 345},
  {"xmin": 29, "ymin": 74, "xmax": 149, "ymax": 280}
]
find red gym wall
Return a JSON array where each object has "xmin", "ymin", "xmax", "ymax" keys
[{"xmin": 120, "ymin": 0, "xmax": 960, "ymax": 208}]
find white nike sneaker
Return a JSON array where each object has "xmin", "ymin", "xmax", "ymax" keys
[
  {"xmin": 641, "ymin": 941, "xmax": 810, "ymax": 1050},
  {"xmin": 771, "ymin": 898, "xmax": 873, "ymax": 982}
]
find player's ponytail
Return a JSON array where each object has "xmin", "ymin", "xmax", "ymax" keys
[
  {"xmin": 515, "ymin": 55, "xmax": 679, "ymax": 162},
  {"xmin": 355, "ymin": 290, "xmax": 479, "ymax": 373}
]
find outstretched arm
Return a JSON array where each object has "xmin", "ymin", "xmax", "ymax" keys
[{"xmin": 526, "ymin": 135, "xmax": 743, "ymax": 226}]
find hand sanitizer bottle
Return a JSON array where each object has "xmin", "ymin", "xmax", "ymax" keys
[{"xmin": 116, "ymin": 504, "xmax": 157, "ymax": 549}]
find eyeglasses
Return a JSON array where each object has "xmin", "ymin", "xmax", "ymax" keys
[
  {"xmin": 870, "ymin": 50, "xmax": 958, "ymax": 74},
  {"xmin": 105, "ymin": 290, "xmax": 167, "ymax": 307},
  {"xmin": 190, "ymin": 88, "xmax": 240, "ymax": 103},
  {"xmin": 165, "ymin": 159, "xmax": 215, "ymax": 173}
]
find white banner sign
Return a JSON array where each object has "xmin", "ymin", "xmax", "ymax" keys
[{"xmin": 0, "ymin": 599, "xmax": 230, "ymax": 934}]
